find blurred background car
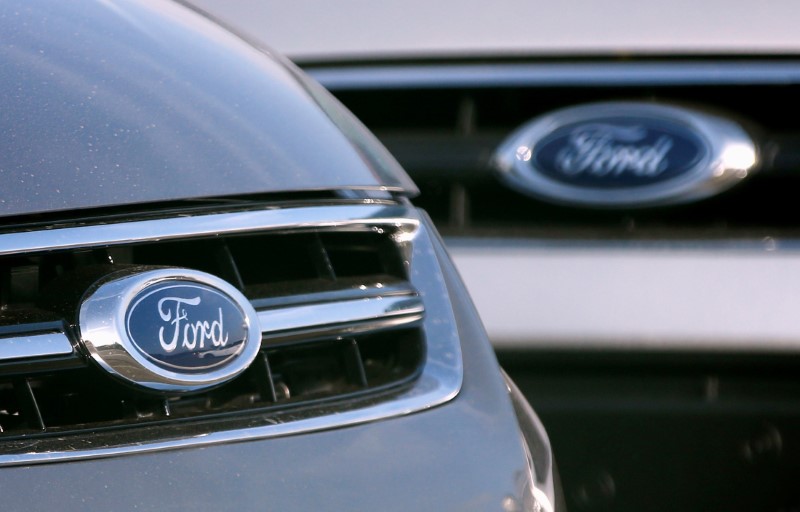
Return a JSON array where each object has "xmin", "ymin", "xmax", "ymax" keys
[{"xmin": 187, "ymin": 1, "xmax": 800, "ymax": 510}]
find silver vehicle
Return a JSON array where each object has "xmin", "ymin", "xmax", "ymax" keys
[
  {"xmin": 0, "ymin": 1, "xmax": 560, "ymax": 510},
  {"xmin": 189, "ymin": 1, "xmax": 800, "ymax": 510}
]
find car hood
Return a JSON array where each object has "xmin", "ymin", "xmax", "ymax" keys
[
  {"xmin": 0, "ymin": 0, "xmax": 415, "ymax": 220},
  {"xmin": 187, "ymin": 0, "xmax": 800, "ymax": 62}
]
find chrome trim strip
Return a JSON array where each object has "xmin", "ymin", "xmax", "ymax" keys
[
  {"xmin": 447, "ymin": 237, "xmax": 800, "ymax": 352},
  {"xmin": 0, "ymin": 204, "xmax": 418, "ymax": 257},
  {"xmin": 307, "ymin": 61, "xmax": 800, "ymax": 90},
  {"xmin": 258, "ymin": 294, "xmax": 423, "ymax": 340},
  {"xmin": 0, "ymin": 206, "xmax": 463, "ymax": 466},
  {"xmin": 0, "ymin": 332, "xmax": 73, "ymax": 361}
]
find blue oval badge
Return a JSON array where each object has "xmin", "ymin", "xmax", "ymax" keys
[
  {"xmin": 126, "ymin": 282, "xmax": 248, "ymax": 373},
  {"xmin": 533, "ymin": 118, "xmax": 706, "ymax": 188},
  {"xmin": 79, "ymin": 268, "xmax": 261, "ymax": 393},
  {"xmin": 494, "ymin": 102, "xmax": 758, "ymax": 208}
]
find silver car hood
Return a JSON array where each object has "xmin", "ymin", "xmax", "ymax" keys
[{"xmin": 0, "ymin": 0, "xmax": 415, "ymax": 220}]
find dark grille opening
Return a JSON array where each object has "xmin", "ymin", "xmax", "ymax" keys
[
  {"xmin": 9, "ymin": 265, "xmax": 38, "ymax": 306},
  {"xmin": 2, "ymin": 251, "xmax": 111, "ymax": 314},
  {"xmin": 359, "ymin": 329, "xmax": 425, "ymax": 388},
  {"xmin": 2, "ymin": 231, "xmax": 408, "ymax": 320},
  {"xmin": 320, "ymin": 231, "xmax": 404, "ymax": 278},
  {"xmin": 0, "ymin": 382, "xmax": 25, "ymax": 433},
  {"xmin": 227, "ymin": 234, "xmax": 323, "ymax": 284},
  {"xmin": 129, "ymin": 239, "xmax": 232, "ymax": 278},
  {"xmin": 335, "ymin": 84, "xmax": 800, "ymax": 135},
  {"xmin": 267, "ymin": 340, "xmax": 365, "ymax": 399},
  {"xmin": 0, "ymin": 218, "xmax": 425, "ymax": 440},
  {"xmin": 0, "ymin": 326, "xmax": 423, "ymax": 438},
  {"xmin": 410, "ymin": 176, "xmax": 800, "ymax": 238},
  {"xmin": 32, "ymin": 369, "xmax": 140, "ymax": 429},
  {"xmin": 326, "ymin": 75, "xmax": 800, "ymax": 238},
  {"xmin": 336, "ymin": 89, "xmax": 465, "ymax": 130}
]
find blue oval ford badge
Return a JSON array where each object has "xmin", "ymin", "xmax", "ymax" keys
[
  {"xmin": 494, "ymin": 102, "xmax": 758, "ymax": 208},
  {"xmin": 533, "ymin": 118, "xmax": 706, "ymax": 188},
  {"xmin": 79, "ymin": 269, "xmax": 261, "ymax": 393},
  {"xmin": 126, "ymin": 282, "xmax": 248, "ymax": 373}
]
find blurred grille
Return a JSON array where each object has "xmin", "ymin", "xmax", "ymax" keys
[{"xmin": 312, "ymin": 60, "xmax": 800, "ymax": 238}]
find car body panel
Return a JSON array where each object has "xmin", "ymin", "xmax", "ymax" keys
[{"xmin": 0, "ymin": 0, "xmax": 415, "ymax": 220}]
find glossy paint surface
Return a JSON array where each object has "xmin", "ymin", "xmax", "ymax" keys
[{"xmin": 0, "ymin": 0, "xmax": 413, "ymax": 219}]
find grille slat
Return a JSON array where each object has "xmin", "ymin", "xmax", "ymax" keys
[
  {"xmin": 257, "ymin": 294, "xmax": 423, "ymax": 344},
  {"xmin": 251, "ymin": 352, "xmax": 278, "ymax": 403},
  {"xmin": 14, "ymin": 378, "xmax": 44, "ymax": 431}
]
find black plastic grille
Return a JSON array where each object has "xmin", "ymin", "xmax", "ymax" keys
[{"xmin": 0, "ymin": 222, "xmax": 424, "ymax": 438}]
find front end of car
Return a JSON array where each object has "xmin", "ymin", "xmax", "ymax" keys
[
  {"xmin": 181, "ymin": 1, "xmax": 800, "ymax": 509},
  {"xmin": 0, "ymin": 1, "xmax": 560, "ymax": 510}
]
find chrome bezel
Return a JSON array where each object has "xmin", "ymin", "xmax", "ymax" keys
[
  {"xmin": 493, "ymin": 102, "xmax": 759, "ymax": 208},
  {"xmin": 79, "ymin": 269, "xmax": 262, "ymax": 393},
  {"xmin": 0, "ymin": 203, "xmax": 463, "ymax": 466}
]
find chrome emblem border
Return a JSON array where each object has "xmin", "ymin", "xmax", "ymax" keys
[
  {"xmin": 493, "ymin": 102, "xmax": 759, "ymax": 208},
  {"xmin": 79, "ymin": 268, "xmax": 261, "ymax": 393}
]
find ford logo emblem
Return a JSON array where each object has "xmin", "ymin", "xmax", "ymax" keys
[
  {"xmin": 79, "ymin": 268, "xmax": 261, "ymax": 393},
  {"xmin": 494, "ymin": 102, "xmax": 759, "ymax": 208},
  {"xmin": 126, "ymin": 282, "xmax": 248, "ymax": 373}
]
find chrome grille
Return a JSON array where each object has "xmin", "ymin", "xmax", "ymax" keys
[{"xmin": 0, "ymin": 203, "xmax": 462, "ymax": 464}]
